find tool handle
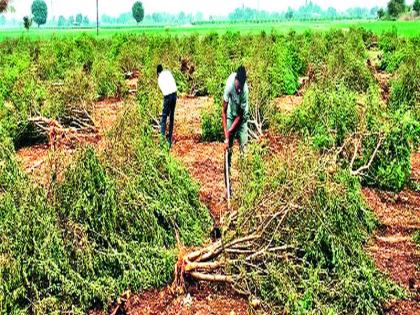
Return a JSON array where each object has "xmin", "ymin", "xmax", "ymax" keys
[{"xmin": 225, "ymin": 149, "xmax": 231, "ymax": 210}]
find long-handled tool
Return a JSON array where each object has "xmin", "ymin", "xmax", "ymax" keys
[{"xmin": 224, "ymin": 148, "xmax": 231, "ymax": 211}]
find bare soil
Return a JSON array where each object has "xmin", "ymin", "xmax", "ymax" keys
[
  {"xmin": 112, "ymin": 284, "xmax": 249, "ymax": 315},
  {"xmin": 364, "ymin": 49, "xmax": 419, "ymax": 313},
  {"xmin": 364, "ymin": 167, "xmax": 420, "ymax": 314},
  {"xmin": 272, "ymin": 95, "xmax": 303, "ymax": 113},
  {"xmin": 172, "ymin": 96, "xmax": 241, "ymax": 224}
]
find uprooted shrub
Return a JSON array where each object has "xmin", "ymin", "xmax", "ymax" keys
[
  {"xmin": 276, "ymin": 83, "xmax": 359, "ymax": 150},
  {"xmin": 377, "ymin": 29, "xmax": 418, "ymax": 73},
  {"xmin": 388, "ymin": 53, "xmax": 420, "ymax": 119},
  {"xmin": 0, "ymin": 102, "xmax": 211, "ymax": 314},
  {"xmin": 180, "ymin": 144, "xmax": 401, "ymax": 314},
  {"xmin": 352, "ymin": 109, "xmax": 420, "ymax": 192},
  {"xmin": 276, "ymin": 79, "xmax": 419, "ymax": 192},
  {"xmin": 92, "ymin": 57, "xmax": 127, "ymax": 99},
  {"xmin": 201, "ymin": 98, "xmax": 224, "ymax": 142}
]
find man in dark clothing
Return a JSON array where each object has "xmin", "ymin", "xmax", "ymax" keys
[
  {"xmin": 222, "ymin": 66, "xmax": 249, "ymax": 196},
  {"xmin": 157, "ymin": 64, "xmax": 177, "ymax": 147}
]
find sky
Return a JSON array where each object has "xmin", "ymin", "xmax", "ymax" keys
[{"xmin": 4, "ymin": 0, "xmax": 409, "ymax": 20}]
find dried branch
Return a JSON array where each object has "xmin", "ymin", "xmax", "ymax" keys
[{"xmin": 351, "ymin": 136, "xmax": 383, "ymax": 176}]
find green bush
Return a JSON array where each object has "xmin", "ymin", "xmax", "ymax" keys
[
  {"xmin": 0, "ymin": 102, "xmax": 212, "ymax": 313},
  {"xmin": 201, "ymin": 101, "xmax": 223, "ymax": 142},
  {"xmin": 389, "ymin": 54, "xmax": 420, "ymax": 118},
  {"xmin": 326, "ymin": 45, "xmax": 373, "ymax": 93},
  {"xmin": 268, "ymin": 41, "xmax": 299, "ymax": 96},
  {"xmin": 360, "ymin": 110, "xmax": 420, "ymax": 191},
  {"xmin": 43, "ymin": 68, "xmax": 96, "ymax": 118},
  {"xmin": 277, "ymin": 84, "xmax": 359, "ymax": 150},
  {"xmin": 92, "ymin": 57, "xmax": 127, "ymax": 99},
  {"xmin": 378, "ymin": 28, "xmax": 406, "ymax": 73}
]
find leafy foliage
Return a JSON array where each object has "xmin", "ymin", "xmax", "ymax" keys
[
  {"xmin": 31, "ymin": 0, "xmax": 48, "ymax": 27},
  {"xmin": 387, "ymin": 0, "xmax": 406, "ymax": 18},
  {"xmin": 0, "ymin": 28, "xmax": 418, "ymax": 314},
  {"xmin": 277, "ymin": 84, "xmax": 359, "ymax": 149},
  {"xmin": 201, "ymin": 100, "xmax": 223, "ymax": 142},
  {"xmin": 414, "ymin": 0, "xmax": 420, "ymax": 14},
  {"xmin": 23, "ymin": 16, "xmax": 32, "ymax": 30},
  {"xmin": 132, "ymin": 1, "xmax": 145, "ymax": 24},
  {"xmin": 389, "ymin": 52, "xmax": 420, "ymax": 118},
  {"xmin": 0, "ymin": 100, "xmax": 211, "ymax": 314}
]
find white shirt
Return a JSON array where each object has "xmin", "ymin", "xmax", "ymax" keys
[{"xmin": 158, "ymin": 70, "xmax": 177, "ymax": 96}]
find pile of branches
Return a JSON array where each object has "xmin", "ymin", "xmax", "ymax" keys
[
  {"xmin": 176, "ymin": 144, "xmax": 397, "ymax": 313},
  {"xmin": 176, "ymin": 145, "xmax": 320, "ymax": 289},
  {"xmin": 23, "ymin": 108, "xmax": 97, "ymax": 147}
]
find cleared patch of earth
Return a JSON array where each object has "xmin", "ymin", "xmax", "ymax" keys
[
  {"xmin": 115, "ymin": 284, "xmax": 249, "ymax": 315},
  {"xmin": 364, "ymin": 153, "xmax": 420, "ymax": 314},
  {"xmin": 272, "ymin": 94, "xmax": 303, "ymax": 113}
]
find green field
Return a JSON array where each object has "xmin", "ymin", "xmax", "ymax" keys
[
  {"xmin": 0, "ymin": 19, "xmax": 419, "ymax": 40},
  {"xmin": 1, "ymin": 24, "xmax": 419, "ymax": 314}
]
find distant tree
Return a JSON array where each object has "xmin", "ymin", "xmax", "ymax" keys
[
  {"xmin": 68, "ymin": 15, "xmax": 74, "ymax": 26},
  {"xmin": 387, "ymin": 0, "xmax": 405, "ymax": 18},
  {"xmin": 31, "ymin": 0, "xmax": 48, "ymax": 27},
  {"xmin": 285, "ymin": 7, "xmax": 294, "ymax": 20},
  {"xmin": 76, "ymin": 13, "xmax": 82, "ymax": 25},
  {"xmin": 57, "ymin": 15, "xmax": 66, "ymax": 27},
  {"xmin": 377, "ymin": 8, "xmax": 386, "ymax": 19},
  {"xmin": 326, "ymin": 7, "xmax": 338, "ymax": 19},
  {"xmin": 414, "ymin": 0, "xmax": 420, "ymax": 15},
  {"xmin": 117, "ymin": 12, "xmax": 132, "ymax": 24},
  {"xmin": 82, "ymin": 15, "xmax": 89, "ymax": 25},
  {"xmin": 178, "ymin": 11, "xmax": 186, "ymax": 24},
  {"xmin": 23, "ymin": 15, "xmax": 32, "ymax": 30},
  {"xmin": 132, "ymin": 1, "xmax": 144, "ymax": 24},
  {"xmin": 194, "ymin": 11, "xmax": 204, "ymax": 22},
  {"xmin": 370, "ymin": 7, "xmax": 377, "ymax": 16}
]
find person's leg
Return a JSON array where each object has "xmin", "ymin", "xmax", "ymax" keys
[
  {"xmin": 227, "ymin": 118, "xmax": 235, "ymax": 168},
  {"xmin": 168, "ymin": 93, "xmax": 176, "ymax": 147},
  {"xmin": 238, "ymin": 121, "xmax": 249, "ymax": 154},
  {"xmin": 160, "ymin": 96, "xmax": 170, "ymax": 142}
]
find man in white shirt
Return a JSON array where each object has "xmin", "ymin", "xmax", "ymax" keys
[{"xmin": 157, "ymin": 64, "xmax": 177, "ymax": 148}]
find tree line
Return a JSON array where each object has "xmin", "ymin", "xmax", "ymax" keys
[
  {"xmin": 377, "ymin": 0, "xmax": 420, "ymax": 19},
  {"xmin": 1, "ymin": 0, "xmax": 419, "ymax": 30}
]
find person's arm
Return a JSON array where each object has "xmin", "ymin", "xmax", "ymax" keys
[
  {"xmin": 222, "ymin": 80, "xmax": 231, "ymax": 149},
  {"xmin": 240, "ymin": 85, "xmax": 250, "ymax": 122},
  {"xmin": 158, "ymin": 75, "xmax": 163, "ymax": 95},
  {"xmin": 223, "ymin": 100, "xmax": 242, "ymax": 149},
  {"xmin": 228, "ymin": 116, "xmax": 242, "ymax": 135},
  {"xmin": 222, "ymin": 100, "xmax": 229, "ymax": 140}
]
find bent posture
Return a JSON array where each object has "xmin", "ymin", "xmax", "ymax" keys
[
  {"xmin": 222, "ymin": 66, "xmax": 249, "ymax": 193},
  {"xmin": 157, "ymin": 65, "xmax": 177, "ymax": 148}
]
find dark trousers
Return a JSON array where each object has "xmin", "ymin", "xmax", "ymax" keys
[{"xmin": 160, "ymin": 92, "xmax": 177, "ymax": 147}]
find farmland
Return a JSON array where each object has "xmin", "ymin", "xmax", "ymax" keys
[
  {"xmin": 0, "ymin": 20, "xmax": 419, "ymax": 40},
  {"xmin": 0, "ymin": 25, "xmax": 419, "ymax": 315}
]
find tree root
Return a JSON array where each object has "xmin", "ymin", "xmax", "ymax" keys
[
  {"xmin": 172, "ymin": 206, "xmax": 294, "ymax": 297},
  {"xmin": 26, "ymin": 108, "xmax": 97, "ymax": 148}
]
